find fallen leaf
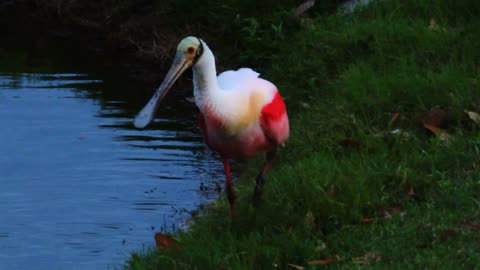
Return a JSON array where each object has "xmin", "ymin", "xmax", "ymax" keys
[
  {"xmin": 422, "ymin": 108, "xmax": 451, "ymax": 141},
  {"xmin": 463, "ymin": 162, "xmax": 478, "ymax": 172},
  {"xmin": 423, "ymin": 108, "xmax": 449, "ymax": 132},
  {"xmin": 423, "ymin": 123, "xmax": 446, "ymax": 134},
  {"xmin": 360, "ymin": 218, "xmax": 376, "ymax": 224},
  {"xmin": 154, "ymin": 233, "xmax": 179, "ymax": 252},
  {"xmin": 293, "ymin": 0, "xmax": 315, "ymax": 18},
  {"xmin": 308, "ymin": 256, "xmax": 333, "ymax": 266},
  {"xmin": 352, "ymin": 252, "xmax": 381, "ymax": 265},
  {"xmin": 288, "ymin": 264, "xmax": 305, "ymax": 270},
  {"xmin": 463, "ymin": 223, "xmax": 480, "ymax": 232},
  {"xmin": 389, "ymin": 112, "xmax": 400, "ymax": 126},
  {"xmin": 408, "ymin": 186, "xmax": 415, "ymax": 197},
  {"xmin": 465, "ymin": 110, "xmax": 480, "ymax": 125},
  {"xmin": 365, "ymin": 252, "xmax": 381, "ymax": 262},
  {"xmin": 370, "ymin": 254, "xmax": 382, "ymax": 262},
  {"xmin": 351, "ymin": 257, "xmax": 366, "ymax": 265}
]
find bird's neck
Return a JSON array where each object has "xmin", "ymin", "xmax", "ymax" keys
[{"xmin": 192, "ymin": 43, "xmax": 219, "ymax": 111}]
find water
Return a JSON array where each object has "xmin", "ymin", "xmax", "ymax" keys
[
  {"xmin": 340, "ymin": 0, "xmax": 374, "ymax": 13},
  {"xmin": 0, "ymin": 42, "xmax": 224, "ymax": 269}
]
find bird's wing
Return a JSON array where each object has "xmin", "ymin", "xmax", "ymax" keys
[
  {"xmin": 217, "ymin": 68, "xmax": 260, "ymax": 91},
  {"xmin": 217, "ymin": 68, "xmax": 288, "ymax": 142},
  {"xmin": 259, "ymin": 92, "xmax": 290, "ymax": 145}
]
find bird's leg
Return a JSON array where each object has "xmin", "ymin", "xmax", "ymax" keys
[
  {"xmin": 223, "ymin": 159, "xmax": 236, "ymax": 220},
  {"xmin": 253, "ymin": 148, "xmax": 277, "ymax": 207}
]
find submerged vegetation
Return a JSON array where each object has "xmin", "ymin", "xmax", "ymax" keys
[{"xmin": 12, "ymin": 0, "xmax": 480, "ymax": 268}]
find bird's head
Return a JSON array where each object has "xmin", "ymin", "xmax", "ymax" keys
[
  {"xmin": 177, "ymin": 36, "xmax": 204, "ymax": 66},
  {"xmin": 134, "ymin": 36, "xmax": 204, "ymax": 129}
]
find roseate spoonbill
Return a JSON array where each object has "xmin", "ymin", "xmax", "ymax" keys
[{"xmin": 134, "ymin": 36, "xmax": 289, "ymax": 218}]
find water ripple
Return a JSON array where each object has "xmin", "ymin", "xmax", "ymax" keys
[{"xmin": 0, "ymin": 71, "xmax": 225, "ymax": 270}]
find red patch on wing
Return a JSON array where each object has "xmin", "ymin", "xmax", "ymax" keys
[
  {"xmin": 261, "ymin": 92, "xmax": 286, "ymax": 120},
  {"xmin": 260, "ymin": 92, "xmax": 289, "ymax": 144}
]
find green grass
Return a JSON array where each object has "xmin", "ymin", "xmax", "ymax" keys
[{"xmin": 126, "ymin": 0, "xmax": 480, "ymax": 269}]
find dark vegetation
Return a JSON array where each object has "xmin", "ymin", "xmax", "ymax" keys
[{"xmin": 6, "ymin": 0, "xmax": 480, "ymax": 268}]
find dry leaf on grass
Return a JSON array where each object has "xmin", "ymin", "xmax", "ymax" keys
[
  {"xmin": 462, "ymin": 223, "xmax": 480, "ymax": 232},
  {"xmin": 423, "ymin": 124, "xmax": 447, "ymax": 134},
  {"xmin": 352, "ymin": 252, "xmax": 381, "ymax": 265},
  {"xmin": 465, "ymin": 110, "xmax": 480, "ymax": 125},
  {"xmin": 351, "ymin": 257, "xmax": 367, "ymax": 265},
  {"xmin": 293, "ymin": 0, "xmax": 315, "ymax": 18},
  {"xmin": 463, "ymin": 162, "xmax": 478, "ymax": 172},
  {"xmin": 423, "ymin": 108, "xmax": 448, "ymax": 131},
  {"xmin": 408, "ymin": 185, "xmax": 415, "ymax": 197},
  {"xmin": 308, "ymin": 255, "xmax": 341, "ymax": 266},
  {"xmin": 366, "ymin": 252, "xmax": 382, "ymax": 262},
  {"xmin": 308, "ymin": 256, "xmax": 333, "ymax": 266},
  {"xmin": 154, "ymin": 233, "xmax": 179, "ymax": 252},
  {"xmin": 389, "ymin": 112, "xmax": 400, "ymax": 126},
  {"xmin": 360, "ymin": 218, "xmax": 376, "ymax": 224},
  {"xmin": 287, "ymin": 264, "xmax": 305, "ymax": 270}
]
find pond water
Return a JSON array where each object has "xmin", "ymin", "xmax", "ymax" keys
[{"xmin": 0, "ymin": 30, "xmax": 223, "ymax": 269}]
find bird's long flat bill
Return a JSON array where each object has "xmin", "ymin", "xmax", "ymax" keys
[{"xmin": 134, "ymin": 57, "xmax": 190, "ymax": 129}]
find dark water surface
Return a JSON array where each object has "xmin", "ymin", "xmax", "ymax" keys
[{"xmin": 0, "ymin": 32, "xmax": 223, "ymax": 269}]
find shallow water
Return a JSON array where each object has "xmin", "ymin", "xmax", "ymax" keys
[{"xmin": 0, "ymin": 50, "xmax": 223, "ymax": 269}]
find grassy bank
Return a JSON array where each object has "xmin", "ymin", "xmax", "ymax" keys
[{"xmin": 124, "ymin": 0, "xmax": 480, "ymax": 269}]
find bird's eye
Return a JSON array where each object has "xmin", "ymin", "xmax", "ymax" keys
[{"xmin": 187, "ymin": 47, "xmax": 195, "ymax": 54}]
